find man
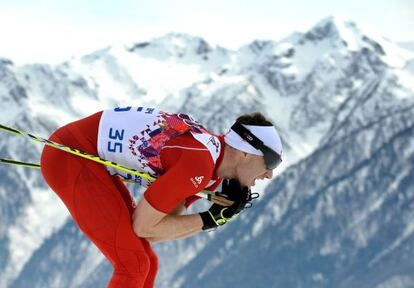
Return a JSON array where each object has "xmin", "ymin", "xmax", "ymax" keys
[{"xmin": 40, "ymin": 106, "xmax": 283, "ymax": 288}]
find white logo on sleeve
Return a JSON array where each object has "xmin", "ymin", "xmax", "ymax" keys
[
  {"xmin": 195, "ymin": 176, "xmax": 204, "ymax": 184},
  {"xmin": 190, "ymin": 175, "xmax": 205, "ymax": 188}
]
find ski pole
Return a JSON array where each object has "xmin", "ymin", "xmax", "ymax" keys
[
  {"xmin": 0, "ymin": 157, "xmax": 233, "ymax": 205},
  {"xmin": 0, "ymin": 158, "xmax": 41, "ymax": 169},
  {"xmin": 0, "ymin": 123, "xmax": 157, "ymax": 181},
  {"xmin": 0, "ymin": 158, "xmax": 137, "ymax": 184},
  {"xmin": 0, "ymin": 124, "xmax": 234, "ymax": 206}
]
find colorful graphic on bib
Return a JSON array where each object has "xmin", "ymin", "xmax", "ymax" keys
[{"xmin": 128, "ymin": 111, "xmax": 209, "ymax": 175}]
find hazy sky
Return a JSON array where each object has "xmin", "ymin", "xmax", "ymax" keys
[{"xmin": 0, "ymin": 0, "xmax": 413, "ymax": 64}]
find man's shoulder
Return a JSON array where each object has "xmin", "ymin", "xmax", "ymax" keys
[
  {"xmin": 189, "ymin": 132, "xmax": 222, "ymax": 164},
  {"xmin": 162, "ymin": 132, "xmax": 222, "ymax": 165},
  {"xmin": 163, "ymin": 132, "xmax": 208, "ymax": 150}
]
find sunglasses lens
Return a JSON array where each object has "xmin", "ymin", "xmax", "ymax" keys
[{"xmin": 263, "ymin": 148, "xmax": 282, "ymax": 170}]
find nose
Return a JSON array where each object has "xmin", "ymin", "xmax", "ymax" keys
[{"xmin": 264, "ymin": 170, "xmax": 273, "ymax": 179}]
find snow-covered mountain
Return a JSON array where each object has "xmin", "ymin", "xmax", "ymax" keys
[
  {"xmin": 399, "ymin": 42, "xmax": 414, "ymax": 53},
  {"xmin": 0, "ymin": 15, "xmax": 413, "ymax": 287},
  {"xmin": 171, "ymin": 18, "xmax": 414, "ymax": 288}
]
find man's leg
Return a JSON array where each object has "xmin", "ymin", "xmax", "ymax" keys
[
  {"xmin": 112, "ymin": 177, "xmax": 159, "ymax": 288},
  {"xmin": 141, "ymin": 238, "xmax": 159, "ymax": 288},
  {"xmin": 41, "ymin": 135, "xmax": 151, "ymax": 287}
]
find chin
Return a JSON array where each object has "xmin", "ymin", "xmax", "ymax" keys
[
  {"xmin": 238, "ymin": 179, "xmax": 249, "ymax": 188},
  {"xmin": 237, "ymin": 175, "xmax": 253, "ymax": 188},
  {"xmin": 246, "ymin": 179, "xmax": 255, "ymax": 188}
]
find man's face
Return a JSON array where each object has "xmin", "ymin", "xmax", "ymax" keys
[{"xmin": 235, "ymin": 153, "xmax": 273, "ymax": 188}]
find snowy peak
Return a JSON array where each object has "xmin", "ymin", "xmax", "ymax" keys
[
  {"xmin": 0, "ymin": 60, "xmax": 30, "ymax": 124},
  {"xmin": 79, "ymin": 33, "xmax": 228, "ymax": 67},
  {"xmin": 63, "ymin": 33, "xmax": 233, "ymax": 108},
  {"xmin": 242, "ymin": 40, "xmax": 276, "ymax": 55},
  {"xmin": 300, "ymin": 15, "xmax": 386, "ymax": 55},
  {"xmin": 301, "ymin": 16, "xmax": 362, "ymax": 48},
  {"xmin": 238, "ymin": 16, "xmax": 386, "ymax": 74},
  {"xmin": 297, "ymin": 15, "xmax": 414, "ymax": 66},
  {"xmin": 399, "ymin": 42, "xmax": 414, "ymax": 52},
  {"xmin": 298, "ymin": 15, "xmax": 379, "ymax": 54},
  {"xmin": 225, "ymin": 15, "xmax": 414, "ymax": 164},
  {"xmin": 235, "ymin": 16, "xmax": 414, "ymax": 86},
  {"xmin": 127, "ymin": 33, "xmax": 226, "ymax": 61},
  {"xmin": 0, "ymin": 58, "xmax": 14, "ymax": 66},
  {"xmin": 79, "ymin": 46, "xmax": 112, "ymax": 64}
]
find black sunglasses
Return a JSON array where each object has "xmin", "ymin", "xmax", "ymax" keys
[{"xmin": 231, "ymin": 123, "xmax": 282, "ymax": 170}]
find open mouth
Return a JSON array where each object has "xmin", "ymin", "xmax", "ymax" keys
[{"xmin": 251, "ymin": 179, "xmax": 257, "ymax": 187}]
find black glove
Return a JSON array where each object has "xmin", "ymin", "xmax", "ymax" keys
[
  {"xmin": 220, "ymin": 179, "xmax": 251, "ymax": 202},
  {"xmin": 199, "ymin": 179, "xmax": 251, "ymax": 231},
  {"xmin": 220, "ymin": 179, "xmax": 260, "ymax": 209}
]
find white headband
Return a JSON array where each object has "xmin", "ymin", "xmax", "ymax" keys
[{"xmin": 224, "ymin": 125, "xmax": 283, "ymax": 156}]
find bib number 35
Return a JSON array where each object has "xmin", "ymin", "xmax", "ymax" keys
[{"xmin": 107, "ymin": 128, "xmax": 125, "ymax": 153}]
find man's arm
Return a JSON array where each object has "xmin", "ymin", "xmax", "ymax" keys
[
  {"xmin": 139, "ymin": 201, "xmax": 192, "ymax": 243},
  {"xmin": 169, "ymin": 201, "xmax": 187, "ymax": 216},
  {"xmin": 132, "ymin": 198, "xmax": 202, "ymax": 242},
  {"xmin": 132, "ymin": 138, "xmax": 215, "ymax": 242}
]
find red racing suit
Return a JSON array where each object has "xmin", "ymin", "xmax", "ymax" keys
[{"xmin": 40, "ymin": 107, "xmax": 224, "ymax": 287}]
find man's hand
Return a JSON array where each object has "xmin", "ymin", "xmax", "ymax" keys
[
  {"xmin": 199, "ymin": 179, "xmax": 250, "ymax": 231},
  {"xmin": 220, "ymin": 178, "xmax": 252, "ymax": 203}
]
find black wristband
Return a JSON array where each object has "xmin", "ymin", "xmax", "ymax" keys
[{"xmin": 199, "ymin": 211, "xmax": 217, "ymax": 231}]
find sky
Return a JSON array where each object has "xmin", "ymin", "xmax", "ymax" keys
[{"xmin": 0, "ymin": 0, "xmax": 413, "ymax": 65}]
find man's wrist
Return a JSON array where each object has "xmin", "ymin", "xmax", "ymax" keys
[
  {"xmin": 199, "ymin": 211, "xmax": 216, "ymax": 231},
  {"xmin": 199, "ymin": 206, "xmax": 233, "ymax": 231}
]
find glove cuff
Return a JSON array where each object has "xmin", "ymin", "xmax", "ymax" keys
[{"xmin": 199, "ymin": 211, "xmax": 217, "ymax": 231}]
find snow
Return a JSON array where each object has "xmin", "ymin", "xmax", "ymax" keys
[
  {"xmin": 368, "ymin": 168, "xmax": 414, "ymax": 267},
  {"xmin": 312, "ymin": 272, "xmax": 325, "ymax": 283},
  {"xmin": 290, "ymin": 38, "xmax": 333, "ymax": 81},
  {"xmin": 70, "ymin": 95, "xmax": 103, "ymax": 117},
  {"xmin": 375, "ymin": 275, "xmax": 414, "ymax": 288},
  {"xmin": 71, "ymin": 245, "xmax": 105, "ymax": 288},
  {"xmin": 368, "ymin": 31, "xmax": 414, "ymax": 69},
  {"xmin": 251, "ymin": 215, "xmax": 267, "ymax": 237},
  {"xmin": 406, "ymin": 60, "xmax": 414, "ymax": 76},
  {"xmin": 333, "ymin": 17, "xmax": 360, "ymax": 51},
  {"xmin": 369, "ymin": 214, "xmax": 414, "ymax": 267},
  {"xmin": 115, "ymin": 52, "xmax": 205, "ymax": 102},
  {"xmin": 197, "ymin": 255, "xmax": 222, "ymax": 279},
  {"xmin": 0, "ymin": 103, "xmax": 24, "ymax": 126},
  {"xmin": 250, "ymin": 178, "xmax": 287, "ymax": 237},
  {"xmin": 251, "ymin": 73, "xmax": 315, "ymax": 165},
  {"xmin": 5, "ymin": 186, "xmax": 68, "ymax": 285},
  {"xmin": 30, "ymin": 102, "xmax": 75, "ymax": 126},
  {"xmin": 67, "ymin": 36, "xmax": 231, "ymax": 108},
  {"xmin": 320, "ymin": 237, "xmax": 341, "ymax": 256},
  {"xmin": 393, "ymin": 69, "xmax": 414, "ymax": 97}
]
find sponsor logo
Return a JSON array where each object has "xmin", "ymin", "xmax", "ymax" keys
[
  {"xmin": 207, "ymin": 136, "xmax": 220, "ymax": 153},
  {"xmin": 195, "ymin": 176, "xmax": 204, "ymax": 184},
  {"xmin": 190, "ymin": 175, "xmax": 204, "ymax": 188}
]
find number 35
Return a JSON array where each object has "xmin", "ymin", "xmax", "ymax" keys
[{"xmin": 107, "ymin": 128, "xmax": 124, "ymax": 153}]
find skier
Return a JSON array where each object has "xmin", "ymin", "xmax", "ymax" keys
[{"xmin": 40, "ymin": 106, "xmax": 283, "ymax": 288}]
